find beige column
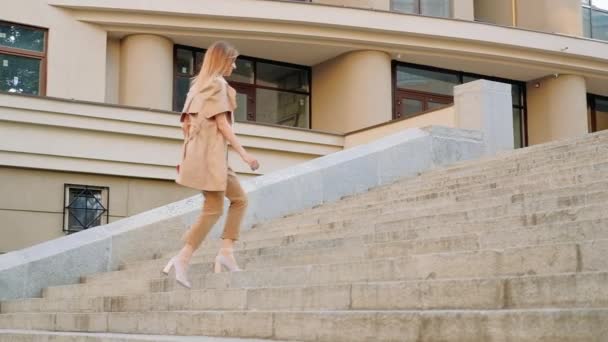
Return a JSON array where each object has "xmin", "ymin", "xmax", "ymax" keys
[
  {"xmin": 119, "ymin": 34, "xmax": 174, "ymax": 110},
  {"xmin": 312, "ymin": 50, "xmax": 392, "ymax": 133},
  {"xmin": 452, "ymin": 0, "xmax": 475, "ymax": 21},
  {"xmin": 527, "ymin": 74, "xmax": 588, "ymax": 145},
  {"xmin": 516, "ymin": 0, "xmax": 583, "ymax": 35}
]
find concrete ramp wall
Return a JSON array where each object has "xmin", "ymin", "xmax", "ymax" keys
[{"xmin": 0, "ymin": 125, "xmax": 484, "ymax": 300}]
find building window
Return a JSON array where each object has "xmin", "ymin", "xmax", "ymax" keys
[
  {"xmin": 583, "ymin": 0, "xmax": 608, "ymax": 41},
  {"xmin": 588, "ymin": 94, "xmax": 608, "ymax": 133},
  {"xmin": 173, "ymin": 45, "xmax": 311, "ymax": 129},
  {"xmin": 63, "ymin": 185, "xmax": 109, "ymax": 234},
  {"xmin": 393, "ymin": 62, "xmax": 527, "ymax": 148},
  {"xmin": 0, "ymin": 21, "xmax": 47, "ymax": 95},
  {"xmin": 391, "ymin": 0, "xmax": 451, "ymax": 17}
]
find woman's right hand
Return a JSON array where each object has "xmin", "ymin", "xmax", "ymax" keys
[{"xmin": 242, "ymin": 152, "xmax": 260, "ymax": 171}]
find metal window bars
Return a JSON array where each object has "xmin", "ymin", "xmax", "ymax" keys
[{"xmin": 62, "ymin": 184, "xmax": 110, "ymax": 234}]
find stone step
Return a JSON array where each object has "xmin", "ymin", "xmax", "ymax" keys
[
  {"xmin": 253, "ymin": 162, "xmax": 608, "ymax": 231},
  {"xmin": 36, "ymin": 234, "xmax": 592, "ymax": 298},
  {"xmin": 148, "ymin": 240, "xmax": 607, "ymax": 293},
  {"xmin": 249, "ymin": 164, "xmax": 608, "ymax": 232},
  {"xmin": 240, "ymin": 178, "xmax": 608, "ymax": 241},
  {"xmin": 417, "ymin": 149, "xmax": 606, "ymax": 187},
  {"xmin": 93, "ymin": 200, "xmax": 607, "ymax": 286},
  {"xmin": 118, "ymin": 206, "xmax": 607, "ymax": 286},
  {"xmin": 123, "ymin": 207, "xmax": 608, "ymax": 286},
  {"xmin": 193, "ymin": 173, "xmax": 608, "ymax": 248},
  {"xmin": 0, "ymin": 309, "xmax": 606, "ymax": 341},
  {"xmin": 0, "ymin": 330, "xmax": 283, "ymax": 342},
  {"xmin": 353, "ymin": 143, "xmax": 607, "ymax": 197},
  {"xmin": 225, "ymin": 200, "xmax": 608, "ymax": 253},
  {"xmin": 421, "ymin": 132, "xmax": 608, "ymax": 178},
  {"xmin": 392, "ymin": 147, "xmax": 607, "ymax": 192},
  {"xmin": 85, "ymin": 234, "xmax": 478, "ymax": 284},
  {"xmin": 4, "ymin": 272, "xmax": 608, "ymax": 314},
  {"xmin": 44, "ymin": 234, "xmax": 479, "ymax": 299}
]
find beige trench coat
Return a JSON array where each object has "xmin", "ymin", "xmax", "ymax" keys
[{"xmin": 175, "ymin": 76, "xmax": 237, "ymax": 191}]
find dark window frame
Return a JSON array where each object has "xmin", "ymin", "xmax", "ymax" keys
[
  {"xmin": 62, "ymin": 184, "xmax": 110, "ymax": 234},
  {"xmin": 0, "ymin": 20, "xmax": 48, "ymax": 96},
  {"xmin": 392, "ymin": 60, "xmax": 528, "ymax": 147},
  {"xmin": 588, "ymin": 93, "xmax": 608, "ymax": 132},
  {"xmin": 172, "ymin": 44, "xmax": 312, "ymax": 129},
  {"xmin": 390, "ymin": 0, "xmax": 452, "ymax": 17}
]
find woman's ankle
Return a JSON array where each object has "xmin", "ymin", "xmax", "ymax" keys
[{"xmin": 177, "ymin": 244, "xmax": 194, "ymax": 263}]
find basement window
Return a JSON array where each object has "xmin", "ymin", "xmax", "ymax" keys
[{"xmin": 63, "ymin": 184, "xmax": 109, "ymax": 234}]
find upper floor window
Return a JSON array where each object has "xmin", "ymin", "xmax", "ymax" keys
[
  {"xmin": 583, "ymin": 0, "xmax": 608, "ymax": 41},
  {"xmin": 391, "ymin": 0, "xmax": 451, "ymax": 18},
  {"xmin": 0, "ymin": 21, "xmax": 47, "ymax": 95},
  {"xmin": 393, "ymin": 62, "xmax": 527, "ymax": 148},
  {"xmin": 174, "ymin": 45, "xmax": 311, "ymax": 129}
]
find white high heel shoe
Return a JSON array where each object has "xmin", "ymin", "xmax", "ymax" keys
[
  {"xmin": 162, "ymin": 256, "xmax": 192, "ymax": 289},
  {"xmin": 214, "ymin": 248, "xmax": 242, "ymax": 273}
]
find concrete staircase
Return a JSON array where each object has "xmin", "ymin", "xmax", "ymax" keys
[{"xmin": 1, "ymin": 130, "xmax": 608, "ymax": 341}]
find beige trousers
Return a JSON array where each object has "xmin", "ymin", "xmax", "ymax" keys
[{"xmin": 183, "ymin": 168, "xmax": 247, "ymax": 250}]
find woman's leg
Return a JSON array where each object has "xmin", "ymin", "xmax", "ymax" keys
[
  {"xmin": 181, "ymin": 190, "xmax": 226, "ymax": 261},
  {"xmin": 221, "ymin": 169, "xmax": 248, "ymax": 241},
  {"xmin": 216, "ymin": 169, "xmax": 248, "ymax": 271},
  {"xmin": 165, "ymin": 190, "xmax": 225, "ymax": 287}
]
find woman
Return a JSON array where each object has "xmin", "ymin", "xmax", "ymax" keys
[{"xmin": 162, "ymin": 41, "xmax": 259, "ymax": 289}]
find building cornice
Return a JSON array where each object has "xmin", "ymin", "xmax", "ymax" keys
[{"xmin": 47, "ymin": 0, "xmax": 608, "ymax": 91}]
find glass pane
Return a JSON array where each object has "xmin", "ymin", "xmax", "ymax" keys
[
  {"xmin": 396, "ymin": 66, "xmax": 460, "ymax": 96},
  {"xmin": 428, "ymin": 100, "xmax": 447, "ymax": 110},
  {"xmin": 68, "ymin": 209, "xmax": 86, "ymax": 229},
  {"xmin": 256, "ymin": 88, "xmax": 309, "ymax": 128},
  {"xmin": 583, "ymin": 0, "xmax": 591, "ymax": 5},
  {"xmin": 512, "ymin": 85, "xmax": 522, "ymax": 106},
  {"xmin": 462, "ymin": 75, "xmax": 479, "ymax": 84},
  {"xmin": 0, "ymin": 22, "xmax": 45, "ymax": 52},
  {"xmin": 195, "ymin": 51, "xmax": 205, "ymax": 74},
  {"xmin": 583, "ymin": 8, "xmax": 592, "ymax": 38},
  {"xmin": 234, "ymin": 92, "xmax": 249, "ymax": 122},
  {"xmin": 392, "ymin": 0, "xmax": 418, "ymax": 13},
  {"xmin": 591, "ymin": 9, "xmax": 608, "ymax": 41},
  {"xmin": 592, "ymin": 0, "xmax": 608, "ymax": 11},
  {"xmin": 400, "ymin": 98, "xmax": 424, "ymax": 116},
  {"xmin": 0, "ymin": 54, "xmax": 40, "ymax": 95},
  {"xmin": 85, "ymin": 209, "xmax": 102, "ymax": 227},
  {"xmin": 513, "ymin": 108, "xmax": 523, "ymax": 149},
  {"xmin": 227, "ymin": 58, "xmax": 254, "ymax": 84},
  {"xmin": 595, "ymin": 97, "xmax": 608, "ymax": 132},
  {"xmin": 174, "ymin": 76, "xmax": 191, "ymax": 112},
  {"xmin": 69, "ymin": 191, "xmax": 87, "ymax": 209},
  {"xmin": 256, "ymin": 62, "xmax": 309, "ymax": 92},
  {"xmin": 176, "ymin": 49, "xmax": 193, "ymax": 75},
  {"xmin": 86, "ymin": 195, "xmax": 102, "ymax": 210},
  {"xmin": 421, "ymin": 0, "xmax": 451, "ymax": 17}
]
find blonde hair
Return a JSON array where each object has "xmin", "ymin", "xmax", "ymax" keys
[{"xmin": 190, "ymin": 41, "xmax": 238, "ymax": 93}]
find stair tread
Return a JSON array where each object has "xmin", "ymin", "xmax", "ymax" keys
[{"xmin": 0, "ymin": 329, "xmax": 286, "ymax": 341}]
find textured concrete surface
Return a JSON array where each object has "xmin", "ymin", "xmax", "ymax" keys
[
  {"xmin": 1, "ymin": 130, "xmax": 608, "ymax": 341},
  {"xmin": 0, "ymin": 125, "xmax": 484, "ymax": 300}
]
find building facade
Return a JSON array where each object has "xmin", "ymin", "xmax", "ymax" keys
[{"xmin": 1, "ymin": 0, "xmax": 607, "ymax": 253}]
